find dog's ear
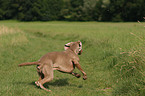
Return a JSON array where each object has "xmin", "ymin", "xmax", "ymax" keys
[
  {"xmin": 77, "ymin": 41, "xmax": 82, "ymax": 48},
  {"xmin": 78, "ymin": 41, "xmax": 82, "ymax": 55},
  {"xmin": 76, "ymin": 41, "xmax": 82, "ymax": 53},
  {"xmin": 77, "ymin": 41, "xmax": 82, "ymax": 47},
  {"xmin": 64, "ymin": 42, "xmax": 72, "ymax": 50},
  {"xmin": 77, "ymin": 41, "xmax": 81, "ymax": 44}
]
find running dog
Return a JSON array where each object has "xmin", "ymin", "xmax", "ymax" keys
[{"xmin": 18, "ymin": 41, "xmax": 87, "ymax": 92}]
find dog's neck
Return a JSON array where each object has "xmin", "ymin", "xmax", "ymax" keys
[{"xmin": 66, "ymin": 48, "xmax": 79, "ymax": 55}]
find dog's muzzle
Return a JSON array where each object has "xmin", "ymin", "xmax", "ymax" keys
[{"xmin": 78, "ymin": 50, "xmax": 82, "ymax": 55}]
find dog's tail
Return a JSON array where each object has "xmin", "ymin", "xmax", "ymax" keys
[{"xmin": 18, "ymin": 62, "xmax": 41, "ymax": 67}]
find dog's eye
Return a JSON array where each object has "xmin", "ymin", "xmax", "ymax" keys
[{"xmin": 79, "ymin": 44, "xmax": 81, "ymax": 47}]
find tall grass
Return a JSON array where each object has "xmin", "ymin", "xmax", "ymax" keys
[
  {"xmin": 107, "ymin": 28, "xmax": 145, "ymax": 95},
  {"xmin": 0, "ymin": 25, "xmax": 28, "ymax": 47}
]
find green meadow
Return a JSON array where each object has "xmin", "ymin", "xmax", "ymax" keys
[{"xmin": 0, "ymin": 21, "xmax": 144, "ymax": 96}]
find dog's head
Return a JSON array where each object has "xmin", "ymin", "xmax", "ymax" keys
[{"xmin": 64, "ymin": 41, "xmax": 82, "ymax": 55}]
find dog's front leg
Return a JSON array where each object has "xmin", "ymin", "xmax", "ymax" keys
[
  {"xmin": 73, "ymin": 60, "xmax": 87, "ymax": 80},
  {"xmin": 71, "ymin": 72, "xmax": 81, "ymax": 78}
]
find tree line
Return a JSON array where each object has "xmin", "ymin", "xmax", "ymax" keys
[{"xmin": 0, "ymin": 0, "xmax": 145, "ymax": 21}]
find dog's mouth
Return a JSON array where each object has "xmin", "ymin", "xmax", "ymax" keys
[{"xmin": 78, "ymin": 50, "xmax": 82, "ymax": 55}]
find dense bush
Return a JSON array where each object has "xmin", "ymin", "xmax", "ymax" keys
[{"xmin": 0, "ymin": 0, "xmax": 145, "ymax": 21}]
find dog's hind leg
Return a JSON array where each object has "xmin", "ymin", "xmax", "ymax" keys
[
  {"xmin": 37, "ymin": 64, "xmax": 53, "ymax": 92},
  {"xmin": 35, "ymin": 65, "xmax": 44, "ymax": 86}
]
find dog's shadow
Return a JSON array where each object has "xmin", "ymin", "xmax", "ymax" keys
[
  {"xmin": 30, "ymin": 78, "xmax": 78, "ymax": 88},
  {"xmin": 47, "ymin": 78, "xmax": 69, "ymax": 86}
]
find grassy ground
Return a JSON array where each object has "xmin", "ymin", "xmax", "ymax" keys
[{"xmin": 0, "ymin": 21, "xmax": 144, "ymax": 96}]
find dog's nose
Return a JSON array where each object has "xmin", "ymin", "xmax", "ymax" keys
[{"xmin": 78, "ymin": 50, "xmax": 82, "ymax": 55}]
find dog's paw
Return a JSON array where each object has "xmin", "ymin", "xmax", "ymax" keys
[
  {"xmin": 35, "ymin": 81, "xmax": 40, "ymax": 86},
  {"xmin": 75, "ymin": 74, "xmax": 81, "ymax": 78},
  {"xmin": 83, "ymin": 75, "xmax": 87, "ymax": 80}
]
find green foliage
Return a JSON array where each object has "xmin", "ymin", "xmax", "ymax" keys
[
  {"xmin": 0, "ymin": 0, "xmax": 64, "ymax": 21},
  {"xmin": 105, "ymin": 0, "xmax": 145, "ymax": 21},
  {"xmin": 0, "ymin": 0, "xmax": 145, "ymax": 21}
]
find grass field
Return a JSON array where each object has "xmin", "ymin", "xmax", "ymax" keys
[{"xmin": 0, "ymin": 21, "xmax": 145, "ymax": 96}]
